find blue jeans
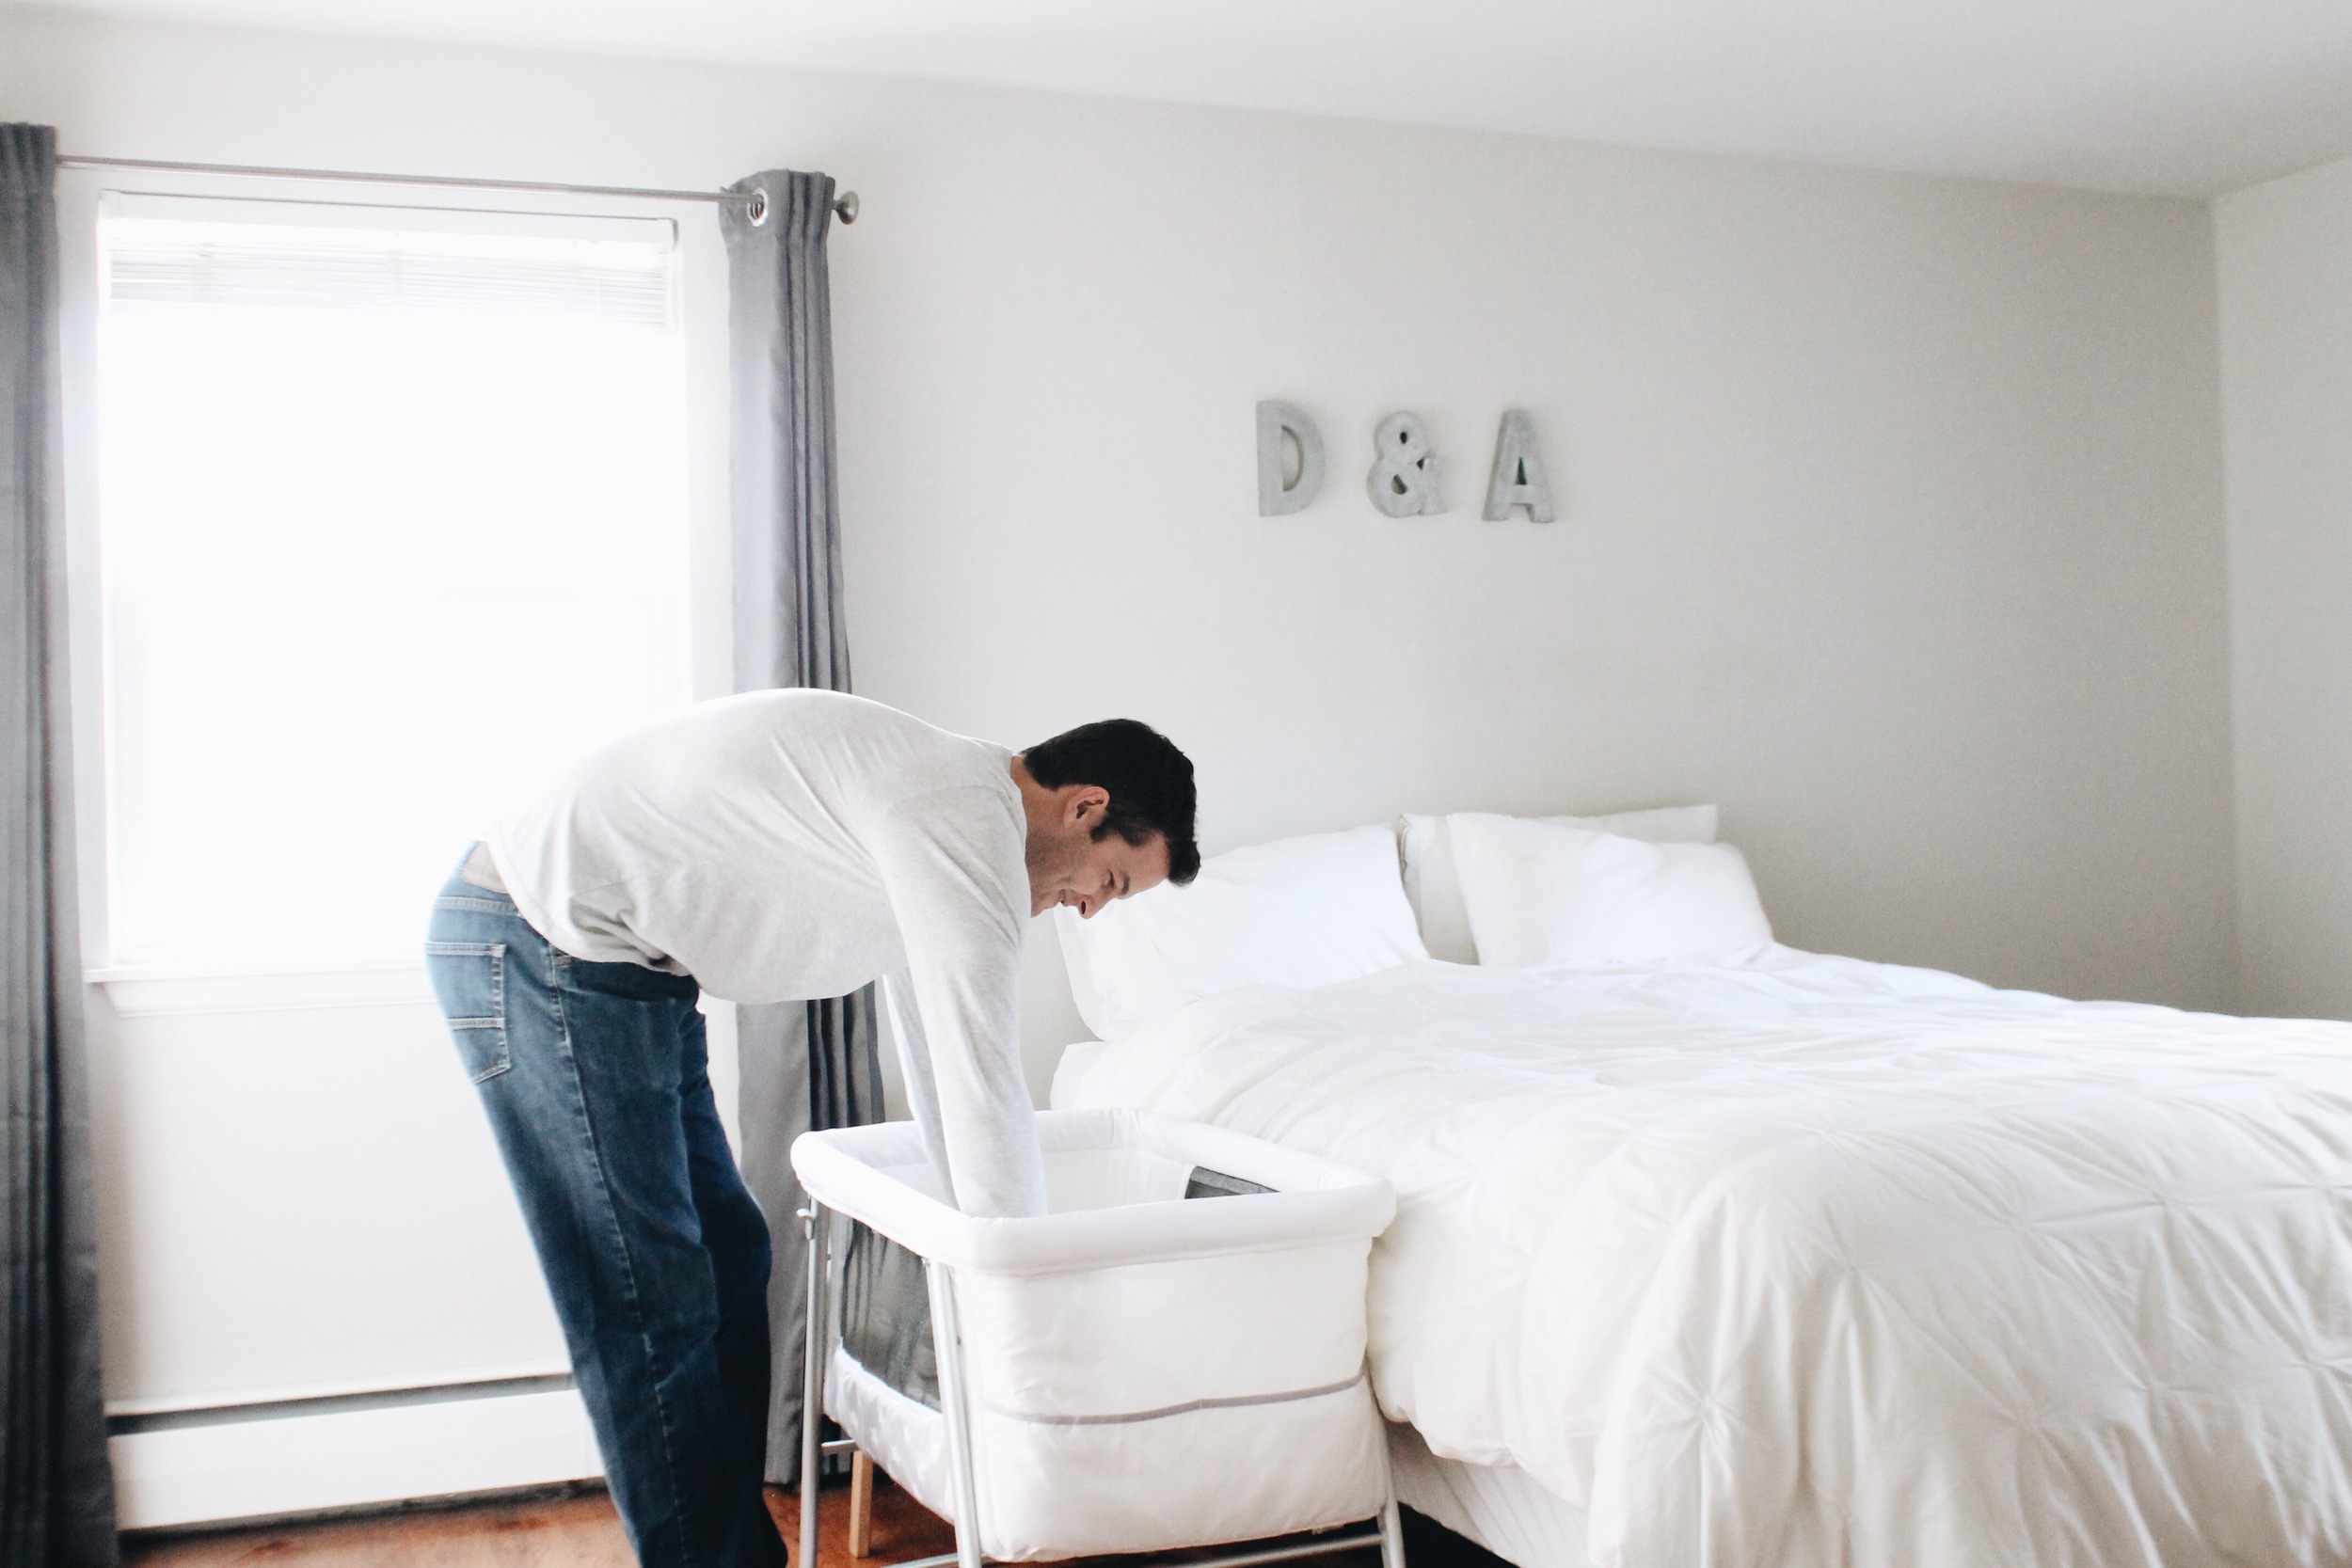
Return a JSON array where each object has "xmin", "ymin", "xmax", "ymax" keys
[{"xmin": 425, "ymin": 860, "xmax": 787, "ymax": 1568}]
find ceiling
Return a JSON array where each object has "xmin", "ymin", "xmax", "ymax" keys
[{"xmin": 24, "ymin": 0, "xmax": 2352, "ymax": 196}]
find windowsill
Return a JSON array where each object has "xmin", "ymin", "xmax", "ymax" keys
[{"xmin": 86, "ymin": 957, "xmax": 430, "ymax": 1017}]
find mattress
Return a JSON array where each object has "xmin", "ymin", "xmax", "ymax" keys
[
  {"xmin": 1053, "ymin": 945, "xmax": 2352, "ymax": 1568},
  {"xmin": 1387, "ymin": 1423, "xmax": 1588, "ymax": 1568}
]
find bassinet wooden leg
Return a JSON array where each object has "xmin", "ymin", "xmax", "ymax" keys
[{"xmin": 849, "ymin": 1449, "xmax": 874, "ymax": 1558}]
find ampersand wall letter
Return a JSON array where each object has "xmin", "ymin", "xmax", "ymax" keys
[{"xmin": 1367, "ymin": 412, "xmax": 1444, "ymax": 517}]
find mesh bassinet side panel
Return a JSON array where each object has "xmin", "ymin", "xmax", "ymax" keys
[{"xmin": 841, "ymin": 1221, "xmax": 938, "ymax": 1410}]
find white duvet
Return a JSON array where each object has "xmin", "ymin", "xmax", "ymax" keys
[{"xmin": 1051, "ymin": 946, "xmax": 2352, "ymax": 1568}]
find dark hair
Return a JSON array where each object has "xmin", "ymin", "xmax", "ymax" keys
[{"xmin": 1022, "ymin": 719, "xmax": 1200, "ymax": 885}]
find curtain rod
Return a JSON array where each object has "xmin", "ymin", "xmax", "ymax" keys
[{"xmin": 55, "ymin": 154, "xmax": 860, "ymax": 226}]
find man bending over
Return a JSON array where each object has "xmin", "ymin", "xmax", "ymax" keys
[{"xmin": 423, "ymin": 692, "xmax": 1200, "ymax": 1568}]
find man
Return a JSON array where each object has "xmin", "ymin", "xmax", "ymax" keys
[{"xmin": 422, "ymin": 691, "xmax": 1200, "ymax": 1568}]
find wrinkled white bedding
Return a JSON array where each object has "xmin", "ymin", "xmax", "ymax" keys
[{"xmin": 1051, "ymin": 946, "xmax": 2352, "ymax": 1568}]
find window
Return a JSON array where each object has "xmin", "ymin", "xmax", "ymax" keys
[{"xmin": 94, "ymin": 196, "xmax": 692, "ymax": 968}]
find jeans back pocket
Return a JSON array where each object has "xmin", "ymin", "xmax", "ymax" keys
[{"xmin": 424, "ymin": 942, "xmax": 511, "ymax": 1083}]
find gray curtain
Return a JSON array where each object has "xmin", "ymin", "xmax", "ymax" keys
[
  {"xmin": 2, "ymin": 123, "xmax": 119, "ymax": 1567},
  {"xmin": 720, "ymin": 168, "xmax": 887, "ymax": 1487}
]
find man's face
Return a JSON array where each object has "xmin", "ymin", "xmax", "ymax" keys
[{"xmin": 1032, "ymin": 824, "xmax": 1172, "ymax": 919}]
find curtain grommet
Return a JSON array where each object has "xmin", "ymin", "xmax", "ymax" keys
[{"xmin": 746, "ymin": 188, "xmax": 770, "ymax": 227}]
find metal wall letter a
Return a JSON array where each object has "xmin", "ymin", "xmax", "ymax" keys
[{"xmin": 1482, "ymin": 410, "xmax": 1556, "ymax": 522}]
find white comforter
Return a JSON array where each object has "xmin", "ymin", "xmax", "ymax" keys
[{"xmin": 1051, "ymin": 946, "xmax": 2352, "ymax": 1568}]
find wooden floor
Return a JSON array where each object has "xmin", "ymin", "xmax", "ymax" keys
[
  {"xmin": 119, "ymin": 1473, "xmax": 1491, "ymax": 1568},
  {"xmin": 120, "ymin": 1473, "xmax": 950, "ymax": 1568}
]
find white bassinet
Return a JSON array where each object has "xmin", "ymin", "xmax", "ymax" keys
[{"xmin": 790, "ymin": 1108, "xmax": 1405, "ymax": 1568}]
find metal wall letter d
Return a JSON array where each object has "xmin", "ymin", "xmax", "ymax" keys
[{"xmin": 1257, "ymin": 401, "xmax": 1326, "ymax": 515}]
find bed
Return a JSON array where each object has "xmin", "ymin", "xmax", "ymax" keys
[{"xmin": 1043, "ymin": 812, "xmax": 2352, "ymax": 1568}]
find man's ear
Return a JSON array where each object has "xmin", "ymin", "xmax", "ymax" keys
[{"xmin": 1066, "ymin": 784, "xmax": 1111, "ymax": 828}]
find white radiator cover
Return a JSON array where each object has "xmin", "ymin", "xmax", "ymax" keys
[{"xmin": 111, "ymin": 1389, "xmax": 602, "ymax": 1531}]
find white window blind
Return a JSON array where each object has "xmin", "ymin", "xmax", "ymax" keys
[
  {"xmin": 104, "ymin": 218, "xmax": 676, "ymax": 326},
  {"xmin": 95, "ymin": 196, "xmax": 694, "ymax": 969}
]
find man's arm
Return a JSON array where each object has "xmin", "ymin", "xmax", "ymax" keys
[
  {"xmin": 878, "ymin": 969, "xmax": 955, "ymax": 1204},
  {"xmin": 871, "ymin": 787, "xmax": 1046, "ymax": 1218}
]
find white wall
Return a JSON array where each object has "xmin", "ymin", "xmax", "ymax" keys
[
  {"xmin": 2217, "ymin": 155, "xmax": 2352, "ymax": 1021},
  {"xmin": 4, "ymin": 1, "xmax": 2241, "ymax": 1513},
  {"xmin": 7, "ymin": 7, "xmax": 2239, "ymax": 1013}
]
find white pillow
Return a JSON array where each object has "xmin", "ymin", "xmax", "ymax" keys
[
  {"xmin": 1447, "ymin": 812, "xmax": 1771, "ymax": 968},
  {"xmin": 1055, "ymin": 825, "xmax": 1428, "ymax": 1037},
  {"xmin": 1398, "ymin": 804, "xmax": 1718, "ymax": 963}
]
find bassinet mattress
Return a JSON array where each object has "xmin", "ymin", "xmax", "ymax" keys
[{"xmin": 1052, "ymin": 946, "xmax": 2352, "ymax": 1568}]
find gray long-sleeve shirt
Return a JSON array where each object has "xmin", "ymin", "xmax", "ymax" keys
[{"xmin": 485, "ymin": 689, "xmax": 1045, "ymax": 1217}]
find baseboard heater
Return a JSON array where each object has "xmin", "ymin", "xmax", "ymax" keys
[{"xmin": 107, "ymin": 1372, "xmax": 602, "ymax": 1531}]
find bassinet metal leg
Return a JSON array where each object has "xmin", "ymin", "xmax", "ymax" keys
[
  {"xmin": 1376, "ymin": 1492, "xmax": 1406, "ymax": 1568},
  {"xmin": 1375, "ymin": 1418, "xmax": 1408, "ymax": 1568},
  {"xmin": 924, "ymin": 1261, "xmax": 987, "ymax": 1568},
  {"xmin": 800, "ymin": 1203, "xmax": 832, "ymax": 1568}
]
